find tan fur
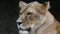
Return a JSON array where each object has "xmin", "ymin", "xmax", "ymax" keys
[
  {"xmin": 19, "ymin": 1, "xmax": 27, "ymax": 8},
  {"xmin": 18, "ymin": 1, "xmax": 60, "ymax": 34}
]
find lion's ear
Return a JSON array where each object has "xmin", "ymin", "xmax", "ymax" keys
[
  {"xmin": 36, "ymin": 1, "xmax": 50, "ymax": 15},
  {"xmin": 19, "ymin": 1, "xmax": 27, "ymax": 8},
  {"xmin": 43, "ymin": 1, "xmax": 50, "ymax": 10}
]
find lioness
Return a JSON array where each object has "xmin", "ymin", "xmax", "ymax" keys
[{"xmin": 16, "ymin": 1, "xmax": 60, "ymax": 34}]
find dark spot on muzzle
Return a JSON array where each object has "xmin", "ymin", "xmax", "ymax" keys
[
  {"xmin": 17, "ymin": 22, "xmax": 23, "ymax": 25},
  {"xmin": 20, "ymin": 27, "xmax": 31, "ymax": 32}
]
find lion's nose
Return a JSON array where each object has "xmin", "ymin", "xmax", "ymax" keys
[{"xmin": 17, "ymin": 22, "xmax": 23, "ymax": 25}]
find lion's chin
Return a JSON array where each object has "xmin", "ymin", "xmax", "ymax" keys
[{"xmin": 19, "ymin": 30, "xmax": 29, "ymax": 34}]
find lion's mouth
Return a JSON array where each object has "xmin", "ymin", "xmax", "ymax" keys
[{"xmin": 19, "ymin": 27, "xmax": 31, "ymax": 32}]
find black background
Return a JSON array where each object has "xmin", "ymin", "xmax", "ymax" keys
[{"xmin": 0, "ymin": 0, "xmax": 60, "ymax": 34}]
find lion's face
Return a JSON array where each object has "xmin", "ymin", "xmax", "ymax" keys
[
  {"xmin": 19, "ymin": 7, "xmax": 40, "ymax": 28},
  {"xmin": 17, "ymin": 1, "xmax": 50, "ymax": 29}
]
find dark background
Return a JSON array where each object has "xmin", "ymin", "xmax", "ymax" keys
[{"xmin": 0, "ymin": 0, "xmax": 60, "ymax": 34}]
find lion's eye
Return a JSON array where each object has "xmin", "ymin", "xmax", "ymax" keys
[{"xmin": 27, "ymin": 12, "xmax": 32, "ymax": 15}]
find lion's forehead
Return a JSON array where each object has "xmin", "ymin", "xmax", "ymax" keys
[{"xmin": 20, "ymin": 1, "xmax": 41, "ymax": 13}]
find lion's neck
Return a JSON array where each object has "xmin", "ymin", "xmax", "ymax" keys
[
  {"xmin": 36, "ymin": 11, "xmax": 57, "ymax": 34},
  {"xmin": 30, "ymin": 11, "xmax": 57, "ymax": 34}
]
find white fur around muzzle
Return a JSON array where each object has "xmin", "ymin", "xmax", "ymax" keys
[
  {"xmin": 19, "ymin": 30, "xmax": 29, "ymax": 34},
  {"xmin": 16, "ymin": 18, "xmax": 29, "ymax": 34}
]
